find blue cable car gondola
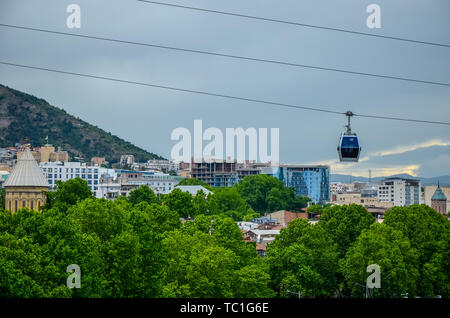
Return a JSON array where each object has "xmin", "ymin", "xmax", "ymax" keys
[{"xmin": 337, "ymin": 111, "xmax": 361, "ymax": 162}]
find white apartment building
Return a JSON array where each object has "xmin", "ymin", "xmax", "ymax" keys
[
  {"xmin": 118, "ymin": 171, "xmax": 182, "ymax": 195},
  {"xmin": 96, "ymin": 170, "xmax": 183, "ymax": 199},
  {"xmin": 144, "ymin": 159, "xmax": 179, "ymax": 172},
  {"xmin": 40, "ymin": 161, "xmax": 116, "ymax": 198},
  {"xmin": 377, "ymin": 178, "xmax": 421, "ymax": 207},
  {"xmin": 330, "ymin": 182, "xmax": 346, "ymax": 194}
]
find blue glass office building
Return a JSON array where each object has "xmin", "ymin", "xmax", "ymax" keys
[{"xmin": 261, "ymin": 165, "xmax": 330, "ymax": 204}]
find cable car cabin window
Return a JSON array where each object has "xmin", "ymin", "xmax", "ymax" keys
[
  {"xmin": 342, "ymin": 136, "xmax": 359, "ymax": 148},
  {"xmin": 340, "ymin": 136, "xmax": 360, "ymax": 158}
]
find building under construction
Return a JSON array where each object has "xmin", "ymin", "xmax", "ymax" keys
[{"xmin": 190, "ymin": 159, "xmax": 271, "ymax": 188}]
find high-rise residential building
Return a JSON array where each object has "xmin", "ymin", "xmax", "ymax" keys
[
  {"xmin": 260, "ymin": 165, "xmax": 330, "ymax": 204},
  {"xmin": 277, "ymin": 165, "xmax": 330, "ymax": 204},
  {"xmin": 377, "ymin": 178, "xmax": 421, "ymax": 206}
]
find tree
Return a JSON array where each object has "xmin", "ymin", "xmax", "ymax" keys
[
  {"xmin": 383, "ymin": 205, "xmax": 450, "ymax": 297},
  {"xmin": 43, "ymin": 178, "xmax": 93, "ymax": 211},
  {"xmin": 266, "ymin": 218, "xmax": 339, "ymax": 297},
  {"xmin": 318, "ymin": 204, "xmax": 375, "ymax": 256},
  {"xmin": 128, "ymin": 185, "xmax": 158, "ymax": 206},
  {"xmin": 233, "ymin": 265, "xmax": 275, "ymax": 298},
  {"xmin": 237, "ymin": 175, "xmax": 287, "ymax": 213},
  {"xmin": 242, "ymin": 208, "xmax": 259, "ymax": 221},
  {"xmin": 161, "ymin": 229, "xmax": 238, "ymax": 297},
  {"xmin": 209, "ymin": 187, "xmax": 247, "ymax": 219},
  {"xmin": 192, "ymin": 190, "xmax": 210, "ymax": 215},
  {"xmin": 162, "ymin": 188, "xmax": 196, "ymax": 218},
  {"xmin": 0, "ymin": 188, "xmax": 5, "ymax": 210},
  {"xmin": 306, "ymin": 204, "xmax": 324, "ymax": 216},
  {"xmin": 291, "ymin": 195, "xmax": 311, "ymax": 211},
  {"xmin": 211, "ymin": 216, "xmax": 259, "ymax": 265},
  {"xmin": 129, "ymin": 202, "xmax": 181, "ymax": 235},
  {"xmin": 236, "ymin": 174, "xmax": 309, "ymax": 214},
  {"xmin": 0, "ymin": 216, "xmax": 72, "ymax": 297},
  {"xmin": 340, "ymin": 223, "xmax": 419, "ymax": 298},
  {"xmin": 68, "ymin": 198, "xmax": 130, "ymax": 241},
  {"xmin": 266, "ymin": 187, "xmax": 293, "ymax": 212}
]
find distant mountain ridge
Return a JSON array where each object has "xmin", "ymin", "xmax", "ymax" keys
[
  {"xmin": 0, "ymin": 84, "xmax": 164, "ymax": 162},
  {"xmin": 331, "ymin": 173, "xmax": 450, "ymax": 186}
]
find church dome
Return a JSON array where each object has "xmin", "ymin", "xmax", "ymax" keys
[{"xmin": 431, "ymin": 184, "xmax": 447, "ymax": 201}]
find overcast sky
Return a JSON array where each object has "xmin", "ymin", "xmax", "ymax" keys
[{"xmin": 1, "ymin": 0, "xmax": 449, "ymax": 177}]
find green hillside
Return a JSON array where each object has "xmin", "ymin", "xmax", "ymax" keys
[{"xmin": 0, "ymin": 84, "xmax": 164, "ymax": 162}]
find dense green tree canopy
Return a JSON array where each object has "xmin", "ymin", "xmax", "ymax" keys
[
  {"xmin": 266, "ymin": 218, "xmax": 339, "ymax": 297},
  {"xmin": 128, "ymin": 185, "xmax": 158, "ymax": 206},
  {"xmin": 318, "ymin": 204, "xmax": 375, "ymax": 256},
  {"xmin": 162, "ymin": 188, "xmax": 196, "ymax": 218},
  {"xmin": 209, "ymin": 187, "xmax": 247, "ymax": 220},
  {"xmin": 0, "ymin": 188, "xmax": 5, "ymax": 211},
  {"xmin": 162, "ymin": 218, "xmax": 273, "ymax": 298},
  {"xmin": 44, "ymin": 178, "xmax": 93, "ymax": 211},
  {"xmin": 383, "ymin": 205, "xmax": 450, "ymax": 297},
  {"xmin": 236, "ymin": 174, "xmax": 310, "ymax": 214},
  {"xmin": 0, "ymin": 177, "xmax": 448, "ymax": 298},
  {"xmin": 340, "ymin": 223, "xmax": 419, "ymax": 298}
]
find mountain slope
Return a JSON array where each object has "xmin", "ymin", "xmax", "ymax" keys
[{"xmin": 0, "ymin": 84, "xmax": 163, "ymax": 162}]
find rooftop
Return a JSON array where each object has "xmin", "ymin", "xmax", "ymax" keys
[
  {"xmin": 175, "ymin": 185, "xmax": 213, "ymax": 196},
  {"xmin": 432, "ymin": 184, "xmax": 447, "ymax": 201},
  {"xmin": 4, "ymin": 148, "xmax": 49, "ymax": 188}
]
